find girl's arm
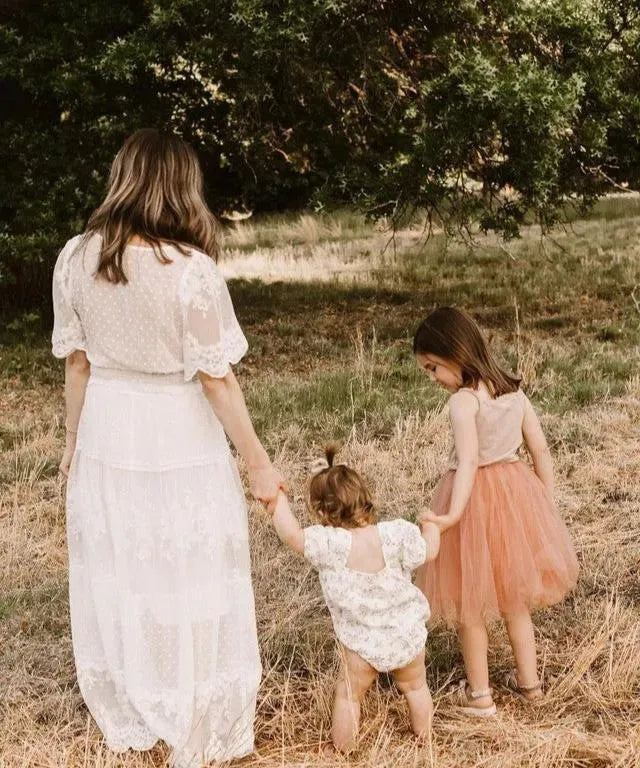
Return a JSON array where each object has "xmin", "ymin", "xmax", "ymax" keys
[
  {"xmin": 423, "ymin": 391, "xmax": 479, "ymax": 531},
  {"xmin": 59, "ymin": 350, "xmax": 91, "ymax": 476},
  {"xmin": 420, "ymin": 521, "xmax": 441, "ymax": 561},
  {"xmin": 522, "ymin": 397, "xmax": 555, "ymax": 505},
  {"xmin": 268, "ymin": 491, "xmax": 305, "ymax": 554},
  {"xmin": 199, "ymin": 369, "xmax": 285, "ymax": 503}
]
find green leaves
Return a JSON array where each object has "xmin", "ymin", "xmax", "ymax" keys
[{"xmin": 2, "ymin": 0, "xmax": 640, "ymax": 316}]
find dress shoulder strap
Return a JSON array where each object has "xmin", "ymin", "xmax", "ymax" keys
[
  {"xmin": 376, "ymin": 520, "xmax": 403, "ymax": 568},
  {"xmin": 455, "ymin": 387, "xmax": 482, "ymax": 404},
  {"xmin": 335, "ymin": 527, "xmax": 353, "ymax": 568}
]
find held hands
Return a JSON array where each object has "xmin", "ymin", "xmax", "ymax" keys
[
  {"xmin": 264, "ymin": 489, "xmax": 286, "ymax": 518},
  {"xmin": 261, "ymin": 489, "xmax": 305, "ymax": 554},
  {"xmin": 419, "ymin": 509, "xmax": 457, "ymax": 533},
  {"xmin": 247, "ymin": 462, "xmax": 287, "ymax": 507}
]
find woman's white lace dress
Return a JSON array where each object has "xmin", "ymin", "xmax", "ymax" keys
[
  {"xmin": 52, "ymin": 234, "xmax": 261, "ymax": 767},
  {"xmin": 303, "ymin": 520, "xmax": 431, "ymax": 672}
]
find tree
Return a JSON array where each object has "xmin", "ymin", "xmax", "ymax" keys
[{"xmin": 1, "ymin": 0, "xmax": 639, "ymax": 317}]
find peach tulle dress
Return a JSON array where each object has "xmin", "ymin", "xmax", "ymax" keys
[{"xmin": 416, "ymin": 387, "xmax": 578, "ymax": 627}]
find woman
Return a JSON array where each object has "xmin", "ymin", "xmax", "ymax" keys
[{"xmin": 52, "ymin": 129, "xmax": 283, "ymax": 767}]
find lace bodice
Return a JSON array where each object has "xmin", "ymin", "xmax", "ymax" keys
[{"xmin": 51, "ymin": 234, "xmax": 247, "ymax": 379}]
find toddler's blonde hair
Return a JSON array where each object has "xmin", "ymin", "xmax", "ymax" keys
[{"xmin": 308, "ymin": 444, "xmax": 376, "ymax": 529}]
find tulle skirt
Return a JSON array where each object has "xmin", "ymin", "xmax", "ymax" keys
[
  {"xmin": 66, "ymin": 368, "xmax": 261, "ymax": 767},
  {"xmin": 416, "ymin": 461, "xmax": 579, "ymax": 627}
]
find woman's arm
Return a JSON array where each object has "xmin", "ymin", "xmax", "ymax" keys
[
  {"xmin": 522, "ymin": 397, "xmax": 555, "ymax": 504},
  {"xmin": 423, "ymin": 391, "xmax": 479, "ymax": 531},
  {"xmin": 59, "ymin": 350, "xmax": 91, "ymax": 476},
  {"xmin": 199, "ymin": 369, "xmax": 285, "ymax": 503},
  {"xmin": 268, "ymin": 491, "xmax": 305, "ymax": 554}
]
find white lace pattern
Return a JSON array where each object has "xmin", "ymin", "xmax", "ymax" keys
[
  {"xmin": 52, "ymin": 236, "xmax": 261, "ymax": 764},
  {"xmin": 65, "ymin": 372, "xmax": 261, "ymax": 764},
  {"xmin": 51, "ymin": 234, "xmax": 248, "ymax": 380},
  {"xmin": 303, "ymin": 519, "xmax": 431, "ymax": 672}
]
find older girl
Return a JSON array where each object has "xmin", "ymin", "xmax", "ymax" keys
[{"xmin": 414, "ymin": 307, "xmax": 578, "ymax": 716}]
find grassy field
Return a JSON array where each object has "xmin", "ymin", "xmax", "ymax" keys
[{"xmin": 1, "ymin": 202, "xmax": 639, "ymax": 767}]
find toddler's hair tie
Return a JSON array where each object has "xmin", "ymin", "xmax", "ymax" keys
[
  {"xmin": 309, "ymin": 457, "xmax": 330, "ymax": 476},
  {"xmin": 309, "ymin": 442, "xmax": 342, "ymax": 477}
]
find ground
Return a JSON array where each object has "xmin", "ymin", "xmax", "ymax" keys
[{"xmin": 1, "ymin": 200, "xmax": 639, "ymax": 767}]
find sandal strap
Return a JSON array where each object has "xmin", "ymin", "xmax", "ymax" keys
[
  {"xmin": 506, "ymin": 669, "xmax": 542, "ymax": 693},
  {"xmin": 469, "ymin": 686, "xmax": 493, "ymax": 699},
  {"xmin": 517, "ymin": 680, "xmax": 542, "ymax": 693}
]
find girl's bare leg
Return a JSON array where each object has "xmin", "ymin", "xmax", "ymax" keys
[
  {"xmin": 458, "ymin": 621, "xmax": 495, "ymax": 709},
  {"xmin": 331, "ymin": 646, "xmax": 377, "ymax": 753},
  {"xmin": 504, "ymin": 609, "xmax": 543, "ymax": 699},
  {"xmin": 391, "ymin": 652, "xmax": 433, "ymax": 738}
]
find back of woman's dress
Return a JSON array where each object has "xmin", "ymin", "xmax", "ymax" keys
[{"xmin": 52, "ymin": 234, "xmax": 261, "ymax": 767}]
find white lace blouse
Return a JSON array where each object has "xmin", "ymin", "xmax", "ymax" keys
[
  {"xmin": 51, "ymin": 234, "xmax": 247, "ymax": 379},
  {"xmin": 303, "ymin": 519, "xmax": 431, "ymax": 673}
]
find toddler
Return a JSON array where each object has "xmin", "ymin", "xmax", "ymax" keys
[{"xmin": 267, "ymin": 445, "xmax": 441, "ymax": 752}]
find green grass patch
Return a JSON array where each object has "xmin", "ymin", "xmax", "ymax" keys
[
  {"xmin": 246, "ymin": 360, "xmax": 445, "ymax": 448},
  {"xmin": 0, "ymin": 581, "xmax": 68, "ymax": 619},
  {"xmin": 0, "ymin": 341, "xmax": 61, "ymax": 386},
  {"xmin": 538, "ymin": 347, "xmax": 636, "ymax": 412}
]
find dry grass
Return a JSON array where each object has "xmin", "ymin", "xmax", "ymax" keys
[{"xmin": 1, "ymin": 209, "xmax": 639, "ymax": 767}]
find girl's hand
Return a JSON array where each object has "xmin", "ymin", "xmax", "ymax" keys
[
  {"xmin": 248, "ymin": 463, "xmax": 287, "ymax": 506},
  {"xmin": 59, "ymin": 432, "xmax": 77, "ymax": 477},
  {"xmin": 419, "ymin": 510, "xmax": 456, "ymax": 532}
]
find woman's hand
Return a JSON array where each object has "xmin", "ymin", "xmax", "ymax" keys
[
  {"xmin": 248, "ymin": 462, "xmax": 287, "ymax": 506},
  {"xmin": 59, "ymin": 432, "xmax": 77, "ymax": 477}
]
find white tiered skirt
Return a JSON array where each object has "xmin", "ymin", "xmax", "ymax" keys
[{"xmin": 66, "ymin": 368, "xmax": 261, "ymax": 767}]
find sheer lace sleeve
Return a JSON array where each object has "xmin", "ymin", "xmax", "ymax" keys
[
  {"xmin": 52, "ymin": 235, "xmax": 87, "ymax": 359},
  {"xmin": 179, "ymin": 252, "xmax": 248, "ymax": 381}
]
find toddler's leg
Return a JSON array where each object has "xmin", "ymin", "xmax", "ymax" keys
[
  {"xmin": 391, "ymin": 652, "xmax": 433, "ymax": 738},
  {"xmin": 504, "ymin": 609, "xmax": 543, "ymax": 699},
  {"xmin": 331, "ymin": 646, "xmax": 377, "ymax": 753}
]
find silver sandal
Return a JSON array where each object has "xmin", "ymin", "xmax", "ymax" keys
[
  {"xmin": 503, "ymin": 669, "xmax": 544, "ymax": 703},
  {"xmin": 449, "ymin": 679, "xmax": 497, "ymax": 717}
]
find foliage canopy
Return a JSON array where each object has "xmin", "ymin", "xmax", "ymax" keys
[{"xmin": 1, "ymin": 0, "xmax": 640, "ymax": 314}]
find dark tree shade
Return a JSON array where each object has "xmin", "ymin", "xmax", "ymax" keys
[{"xmin": 1, "ymin": 0, "xmax": 640, "ymax": 317}]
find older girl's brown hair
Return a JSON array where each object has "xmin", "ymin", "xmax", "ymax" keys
[
  {"xmin": 413, "ymin": 307, "xmax": 521, "ymax": 397},
  {"xmin": 308, "ymin": 444, "xmax": 376, "ymax": 529},
  {"xmin": 84, "ymin": 128, "xmax": 221, "ymax": 283}
]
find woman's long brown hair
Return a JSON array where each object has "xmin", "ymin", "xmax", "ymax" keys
[
  {"xmin": 413, "ymin": 307, "xmax": 521, "ymax": 397},
  {"xmin": 84, "ymin": 129, "xmax": 221, "ymax": 283}
]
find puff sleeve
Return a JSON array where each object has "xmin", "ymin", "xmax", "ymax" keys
[
  {"xmin": 398, "ymin": 520, "xmax": 428, "ymax": 571},
  {"xmin": 51, "ymin": 236, "xmax": 87, "ymax": 358},
  {"xmin": 303, "ymin": 525, "xmax": 350, "ymax": 571},
  {"xmin": 179, "ymin": 252, "xmax": 248, "ymax": 381}
]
